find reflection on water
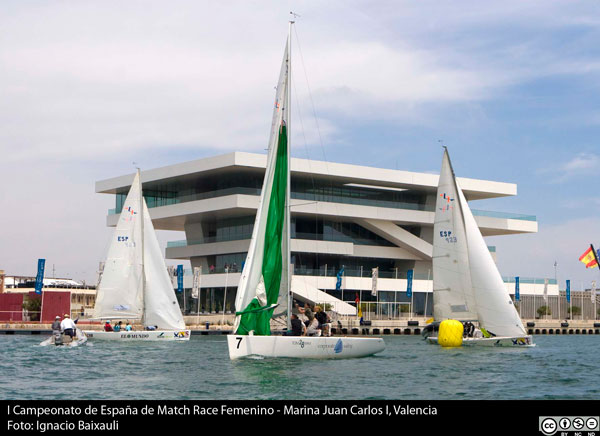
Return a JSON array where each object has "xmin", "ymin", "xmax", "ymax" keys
[{"xmin": 1, "ymin": 335, "xmax": 599, "ymax": 400}]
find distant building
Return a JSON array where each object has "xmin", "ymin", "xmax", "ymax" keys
[
  {"xmin": 96, "ymin": 152, "xmax": 551, "ymax": 318},
  {"xmin": 0, "ymin": 273, "xmax": 96, "ymax": 321}
]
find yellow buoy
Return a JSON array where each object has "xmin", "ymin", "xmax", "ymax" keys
[{"xmin": 438, "ymin": 319, "xmax": 464, "ymax": 348}]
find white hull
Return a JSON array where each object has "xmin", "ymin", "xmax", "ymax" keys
[
  {"xmin": 83, "ymin": 329, "xmax": 191, "ymax": 341},
  {"xmin": 427, "ymin": 335, "xmax": 534, "ymax": 347},
  {"xmin": 40, "ymin": 329, "xmax": 88, "ymax": 347},
  {"xmin": 227, "ymin": 334, "xmax": 385, "ymax": 360}
]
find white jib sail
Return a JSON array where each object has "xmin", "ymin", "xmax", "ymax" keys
[
  {"xmin": 93, "ymin": 172, "xmax": 144, "ymax": 320},
  {"xmin": 141, "ymin": 200, "xmax": 186, "ymax": 330},
  {"xmin": 432, "ymin": 150, "xmax": 478, "ymax": 322},
  {"xmin": 233, "ymin": 40, "xmax": 290, "ymax": 332}
]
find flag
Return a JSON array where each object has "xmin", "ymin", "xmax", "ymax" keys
[
  {"xmin": 177, "ymin": 265, "xmax": 184, "ymax": 293},
  {"xmin": 406, "ymin": 269, "xmax": 413, "ymax": 298},
  {"xmin": 192, "ymin": 266, "xmax": 201, "ymax": 299},
  {"xmin": 34, "ymin": 259, "xmax": 45, "ymax": 295},
  {"xmin": 371, "ymin": 267, "xmax": 378, "ymax": 297},
  {"xmin": 515, "ymin": 276, "xmax": 520, "ymax": 301},
  {"xmin": 336, "ymin": 266, "xmax": 344, "ymax": 291},
  {"xmin": 566, "ymin": 279, "xmax": 571, "ymax": 303},
  {"xmin": 579, "ymin": 245, "xmax": 598, "ymax": 269}
]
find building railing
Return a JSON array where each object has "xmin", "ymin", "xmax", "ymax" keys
[
  {"xmin": 471, "ymin": 209, "xmax": 537, "ymax": 222},
  {"xmin": 177, "ymin": 266, "xmax": 556, "ymax": 284},
  {"xmin": 108, "ymin": 186, "xmax": 536, "ymax": 222}
]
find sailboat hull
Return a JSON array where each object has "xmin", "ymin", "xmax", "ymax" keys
[
  {"xmin": 426, "ymin": 335, "xmax": 534, "ymax": 347},
  {"xmin": 227, "ymin": 334, "xmax": 385, "ymax": 360},
  {"xmin": 83, "ymin": 329, "xmax": 191, "ymax": 341}
]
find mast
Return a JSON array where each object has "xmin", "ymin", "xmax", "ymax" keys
[{"xmin": 286, "ymin": 19, "xmax": 293, "ymax": 330}]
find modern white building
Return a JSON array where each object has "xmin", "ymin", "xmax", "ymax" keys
[{"xmin": 96, "ymin": 152, "xmax": 554, "ymax": 319}]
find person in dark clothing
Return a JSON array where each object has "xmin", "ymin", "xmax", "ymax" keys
[
  {"xmin": 463, "ymin": 321, "xmax": 475, "ymax": 338},
  {"xmin": 51, "ymin": 316, "xmax": 61, "ymax": 332},
  {"xmin": 286, "ymin": 313, "xmax": 306, "ymax": 336}
]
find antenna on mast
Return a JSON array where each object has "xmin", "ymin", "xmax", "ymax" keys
[{"xmin": 290, "ymin": 11, "xmax": 300, "ymax": 22}]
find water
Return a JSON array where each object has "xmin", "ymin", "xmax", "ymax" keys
[{"xmin": 1, "ymin": 335, "xmax": 599, "ymax": 400}]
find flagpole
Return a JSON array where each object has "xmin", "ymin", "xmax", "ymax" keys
[
  {"xmin": 222, "ymin": 267, "xmax": 229, "ymax": 326},
  {"xmin": 581, "ymin": 281, "xmax": 584, "ymax": 321},
  {"xmin": 196, "ymin": 266, "xmax": 202, "ymax": 326},
  {"xmin": 424, "ymin": 269, "xmax": 430, "ymax": 319},
  {"xmin": 591, "ymin": 244, "xmax": 599, "ymax": 321},
  {"xmin": 359, "ymin": 265, "xmax": 363, "ymax": 320}
]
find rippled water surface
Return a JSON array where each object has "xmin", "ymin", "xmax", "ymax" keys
[{"xmin": 1, "ymin": 335, "xmax": 599, "ymax": 400}]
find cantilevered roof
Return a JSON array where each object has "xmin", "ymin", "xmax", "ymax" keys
[{"xmin": 96, "ymin": 151, "xmax": 516, "ymax": 201}]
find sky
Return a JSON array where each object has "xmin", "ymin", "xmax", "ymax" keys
[{"xmin": 1, "ymin": 0, "xmax": 599, "ymax": 288}]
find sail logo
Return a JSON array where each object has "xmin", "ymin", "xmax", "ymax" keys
[
  {"xmin": 334, "ymin": 339, "xmax": 344, "ymax": 354},
  {"xmin": 121, "ymin": 206, "xmax": 138, "ymax": 222},
  {"xmin": 112, "ymin": 304, "xmax": 130, "ymax": 311},
  {"xmin": 439, "ymin": 230, "xmax": 457, "ymax": 243},
  {"xmin": 512, "ymin": 337, "xmax": 531, "ymax": 346},
  {"xmin": 174, "ymin": 331, "xmax": 189, "ymax": 338},
  {"xmin": 439, "ymin": 193, "xmax": 454, "ymax": 212}
]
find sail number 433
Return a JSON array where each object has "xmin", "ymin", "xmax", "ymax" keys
[{"xmin": 440, "ymin": 230, "xmax": 457, "ymax": 243}]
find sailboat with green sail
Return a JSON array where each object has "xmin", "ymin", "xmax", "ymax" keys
[{"xmin": 226, "ymin": 21, "xmax": 385, "ymax": 359}]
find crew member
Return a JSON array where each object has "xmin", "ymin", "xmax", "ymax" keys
[{"xmin": 60, "ymin": 314, "xmax": 76, "ymax": 338}]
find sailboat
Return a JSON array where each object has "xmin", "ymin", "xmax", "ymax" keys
[
  {"xmin": 424, "ymin": 148, "xmax": 533, "ymax": 347},
  {"xmin": 83, "ymin": 170, "xmax": 190, "ymax": 341},
  {"xmin": 226, "ymin": 21, "xmax": 385, "ymax": 359}
]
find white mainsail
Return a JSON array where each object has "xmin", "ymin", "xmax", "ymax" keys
[
  {"xmin": 432, "ymin": 151, "xmax": 478, "ymax": 322},
  {"xmin": 93, "ymin": 171, "xmax": 186, "ymax": 330},
  {"xmin": 433, "ymin": 149, "xmax": 526, "ymax": 337},
  {"xmin": 94, "ymin": 172, "xmax": 145, "ymax": 320}
]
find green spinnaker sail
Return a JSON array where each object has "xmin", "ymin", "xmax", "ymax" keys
[{"xmin": 235, "ymin": 124, "xmax": 288, "ymax": 335}]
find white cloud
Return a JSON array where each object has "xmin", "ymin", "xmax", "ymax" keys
[
  {"xmin": 537, "ymin": 152, "xmax": 600, "ymax": 183},
  {"xmin": 5, "ymin": 1, "xmax": 585, "ymax": 164}
]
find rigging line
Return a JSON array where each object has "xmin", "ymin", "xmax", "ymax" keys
[
  {"xmin": 290, "ymin": 55, "xmax": 315, "ymax": 276},
  {"xmin": 290, "ymin": 28, "xmax": 327, "ymax": 281},
  {"xmin": 293, "ymin": 25, "xmax": 345, "ymax": 284}
]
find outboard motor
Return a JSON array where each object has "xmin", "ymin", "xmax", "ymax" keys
[{"xmin": 53, "ymin": 331, "xmax": 63, "ymax": 346}]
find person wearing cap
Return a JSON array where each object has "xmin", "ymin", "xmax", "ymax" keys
[
  {"xmin": 51, "ymin": 315, "xmax": 61, "ymax": 333},
  {"xmin": 60, "ymin": 314, "xmax": 76, "ymax": 338},
  {"xmin": 104, "ymin": 321, "xmax": 114, "ymax": 332}
]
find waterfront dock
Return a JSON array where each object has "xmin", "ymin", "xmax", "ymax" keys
[{"xmin": 3, "ymin": 317, "xmax": 599, "ymax": 336}]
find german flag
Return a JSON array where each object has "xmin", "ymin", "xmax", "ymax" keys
[{"xmin": 579, "ymin": 245, "xmax": 599, "ymax": 268}]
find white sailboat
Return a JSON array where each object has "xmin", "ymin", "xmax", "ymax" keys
[
  {"xmin": 424, "ymin": 148, "xmax": 533, "ymax": 347},
  {"xmin": 227, "ymin": 22, "xmax": 385, "ymax": 359},
  {"xmin": 84, "ymin": 170, "xmax": 190, "ymax": 341}
]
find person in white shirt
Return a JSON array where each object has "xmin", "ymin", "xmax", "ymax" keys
[{"xmin": 60, "ymin": 314, "xmax": 76, "ymax": 338}]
